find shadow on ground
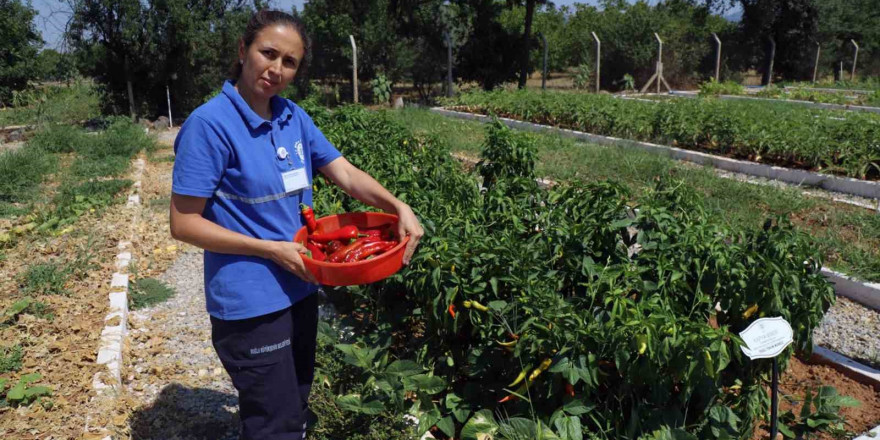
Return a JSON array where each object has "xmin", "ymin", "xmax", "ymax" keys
[{"xmin": 129, "ymin": 383, "xmax": 239, "ymax": 440}]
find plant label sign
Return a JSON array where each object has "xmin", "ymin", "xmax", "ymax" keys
[{"xmin": 738, "ymin": 317, "xmax": 793, "ymax": 360}]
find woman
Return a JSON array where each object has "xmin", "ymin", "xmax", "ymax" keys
[{"xmin": 169, "ymin": 10, "xmax": 423, "ymax": 439}]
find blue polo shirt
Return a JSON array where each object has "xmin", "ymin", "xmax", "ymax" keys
[{"xmin": 172, "ymin": 81, "xmax": 342, "ymax": 320}]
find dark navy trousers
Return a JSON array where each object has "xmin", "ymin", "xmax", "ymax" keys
[{"xmin": 211, "ymin": 293, "xmax": 319, "ymax": 440}]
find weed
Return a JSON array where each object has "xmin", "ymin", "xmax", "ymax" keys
[
  {"xmin": 0, "ymin": 146, "xmax": 58, "ymax": 203},
  {"xmin": 19, "ymin": 244, "xmax": 96, "ymax": 296},
  {"xmin": 21, "ymin": 262, "xmax": 69, "ymax": 295},
  {"xmin": 150, "ymin": 154, "xmax": 175, "ymax": 163},
  {"xmin": 0, "ymin": 372, "xmax": 52, "ymax": 408},
  {"xmin": 26, "ymin": 124, "xmax": 89, "ymax": 154},
  {"xmin": 1, "ymin": 298, "xmax": 54, "ymax": 326},
  {"xmin": 0, "ymin": 345, "xmax": 23, "ymax": 373},
  {"xmin": 37, "ymin": 179, "xmax": 132, "ymax": 231},
  {"xmin": 0, "ymin": 80, "xmax": 101, "ymax": 127},
  {"xmin": 129, "ymin": 278, "xmax": 175, "ymax": 310}
]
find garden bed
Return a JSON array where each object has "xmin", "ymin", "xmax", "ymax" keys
[
  {"xmin": 287, "ymin": 103, "xmax": 876, "ymax": 439},
  {"xmin": 443, "ymin": 89, "xmax": 880, "ymax": 181}
]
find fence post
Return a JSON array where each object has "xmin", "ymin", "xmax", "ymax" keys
[
  {"xmin": 766, "ymin": 37, "xmax": 776, "ymax": 86},
  {"xmin": 851, "ymin": 40, "xmax": 859, "ymax": 81},
  {"xmin": 349, "ymin": 35, "xmax": 358, "ymax": 103},
  {"xmin": 539, "ymin": 32, "xmax": 548, "ymax": 90},
  {"xmin": 812, "ymin": 42, "xmax": 821, "ymax": 84},
  {"xmin": 592, "ymin": 32, "xmax": 600, "ymax": 93},
  {"xmin": 166, "ymin": 86, "xmax": 173, "ymax": 128},
  {"xmin": 444, "ymin": 31, "xmax": 453, "ymax": 97},
  {"xmin": 712, "ymin": 33, "xmax": 721, "ymax": 82}
]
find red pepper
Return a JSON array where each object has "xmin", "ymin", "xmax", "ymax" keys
[
  {"xmin": 327, "ymin": 239, "xmax": 368, "ymax": 263},
  {"xmin": 300, "ymin": 204, "xmax": 317, "ymax": 233},
  {"xmin": 310, "ymin": 225, "xmax": 360, "ymax": 243},
  {"xmin": 344, "ymin": 240, "xmax": 397, "ymax": 262},
  {"xmin": 448, "ymin": 304, "xmax": 456, "ymax": 319},
  {"xmin": 362, "ymin": 226, "xmax": 394, "ymax": 240},
  {"xmin": 308, "ymin": 241, "xmax": 326, "ymax": 251},
  {"xmin": 325, "ymin": 240, "xmax": 343, "ymax": 254},
  {"xmin": 498, "ymin": 394, "xmax": 518, "ymax": 404},
  {"xmin": 565, "ymin": 382, "xmax": 575, "ymax": 397},
  {"xmin": 305, "ymin": 242, "xmax": 326, "ymax": 261}
]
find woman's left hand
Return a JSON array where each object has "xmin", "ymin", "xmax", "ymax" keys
[{"xmin": 395, "ymin": 203, "xmax": 424, "ymax": 265}]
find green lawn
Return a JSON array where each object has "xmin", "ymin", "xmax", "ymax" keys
[{"xmin": 387, "ymin": 107, "xmax": 880, "ymax": 282}]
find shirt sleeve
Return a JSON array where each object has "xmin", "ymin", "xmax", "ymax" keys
[
  {"xmin": 172, "ymin": 116, "xmax": 229, "ymax": 198},
  {"xmin": 303, "ymin": 111, "xmax": 342, "ymax": 169}
]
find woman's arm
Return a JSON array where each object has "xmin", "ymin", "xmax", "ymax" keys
[
  {"xmin": 318, "ymin": 157, "xmax": 424, "ymax": 264},
  {"xmin": 169, "ymin": 193, "xmax": 317, "ymax": 283}
]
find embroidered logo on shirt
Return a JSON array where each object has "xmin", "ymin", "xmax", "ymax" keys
[
  {"xmin": 249, "ymin": 338, "xmax": 291, "ymax": 355},
  {"xmin": 295, "ymin": 140, "xmax": 304, "ymax": 163}
]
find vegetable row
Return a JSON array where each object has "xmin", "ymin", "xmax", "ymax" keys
[{"xmin": 445, "ymin": 89, "xmax": 880, "ymax": 180}]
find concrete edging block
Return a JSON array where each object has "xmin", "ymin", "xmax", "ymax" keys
[
  {"xmin": 811, "ymin": 346, "xmax": 880, "ymax": 389},
  {"xmin": 821, "ymin": 268, "xmax": 880, "ymax": 312}
]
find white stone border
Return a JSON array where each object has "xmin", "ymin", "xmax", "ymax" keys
[
  {"xmin": 92, "ymin": 158, "xmax": 144, "ymax": 395},
  {"xmin": 430, "ymin": 107, "xmax": 880, "ymax": 202},
  {"xmin": 668, "ymin": 90, "xmax": 880, "ymax": 115},
  {"xmin": 435, "ymin": 108, "xmax": 880, "ymax": 310}
]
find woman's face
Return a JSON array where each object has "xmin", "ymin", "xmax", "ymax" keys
[{"xmin": 238, "ymin": 24, "xmax": 305, "ymax": 100}]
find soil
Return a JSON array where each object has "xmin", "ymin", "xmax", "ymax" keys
[{"xmin": 750, "ymin": 356, "xmax": 880, "ymax": 439}]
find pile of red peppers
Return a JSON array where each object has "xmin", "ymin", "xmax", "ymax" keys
[{"xmin": 300, "ymin": 204, "xmax": 400, "ymax": 263}]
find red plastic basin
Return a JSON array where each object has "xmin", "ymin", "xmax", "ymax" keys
[{"xmin": 293, "ymin": 212, "xmax": 409, "ymax": 286}]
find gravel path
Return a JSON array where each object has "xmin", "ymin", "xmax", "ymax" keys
[
  {"xmin": 125, "ymin": 250, "xmax": 240, "ymax": 440},
  {"xmin": 814, "ymin": 296, "xmax": 880, "ymax": 370}
]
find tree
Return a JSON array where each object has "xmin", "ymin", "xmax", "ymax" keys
[
  {"xmin": 34, "ymin": 49, "xmax": 77, "ymax": 82},
  {"xmin": 735, "ymin": 0, "xmax": 819, "ymax": 84},
  {"xmin": 0, "ymin": 0, "xmax": 43, "ymax": 105},
  {"xmin": 67, "ymin": 0, "xmax": 253, "ymax": 117},
  {"xmin": 506, "ymin": 0, "xmax": 547, "ymax": 89},
  {"xmin": 815, "ymin": 0, "xmax": 880, "ymax": 78}
]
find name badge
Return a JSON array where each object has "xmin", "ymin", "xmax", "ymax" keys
[{"xmin": 281, "ymin": 168, "xmax": 309, "ymax": 193}]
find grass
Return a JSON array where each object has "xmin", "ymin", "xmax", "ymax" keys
[
  {"xmin": 0, "ymin": 145, "xmax": 58, "ymax": 205},
  {"xmin": 129, "ymin": 278, "xmax": 175, "ymax": 310},
  {"xmin": 388, "ymin": 107, "xmax": 880, "ymax": 282},
  {"xmin": 0, "ymin": 81, "xmax": 102, "ymax": 127},
  {"xmin": 19, "ymin": 245, "xmax": 96, "ymax": 296}
]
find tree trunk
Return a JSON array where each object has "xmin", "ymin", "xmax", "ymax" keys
[{"xmin": 518, "ymin": 0, "xmax": 537, "ymax": 89}]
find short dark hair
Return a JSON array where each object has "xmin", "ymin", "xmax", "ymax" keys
[{"xmin": 230, "ymin": 9, "xmax": 310, "ymax": 80}]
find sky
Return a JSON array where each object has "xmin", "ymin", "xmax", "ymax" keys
[{"xmin": 31, "ymin": 0, "xmax": 656, "ymax": 51}]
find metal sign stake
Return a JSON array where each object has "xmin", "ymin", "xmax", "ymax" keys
[
  {"xmin": 739, "ymin": 317, "xmax": 793, "ymax": 440},
  {"xmin": 771, "ymin": 357, "xmax": 779, "ymax": 439}
]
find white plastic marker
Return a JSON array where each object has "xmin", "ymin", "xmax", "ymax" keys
[{"xmin": 739, "ymin": 317, "xmax": 794, "ymax": 439}]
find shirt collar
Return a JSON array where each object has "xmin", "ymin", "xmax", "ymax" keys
[{"xmin": 222, "ymin": 80, "xmax": 294, "ymax": 131}]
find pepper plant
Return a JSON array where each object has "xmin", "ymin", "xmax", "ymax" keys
[{"xmin": 305, "ymin": 104, "xmax": 840, "ymax": 439}]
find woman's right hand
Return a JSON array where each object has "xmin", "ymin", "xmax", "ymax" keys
[{"xmin": 264, "ymin": 241, "xmax": 318, "ymax": 284}]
